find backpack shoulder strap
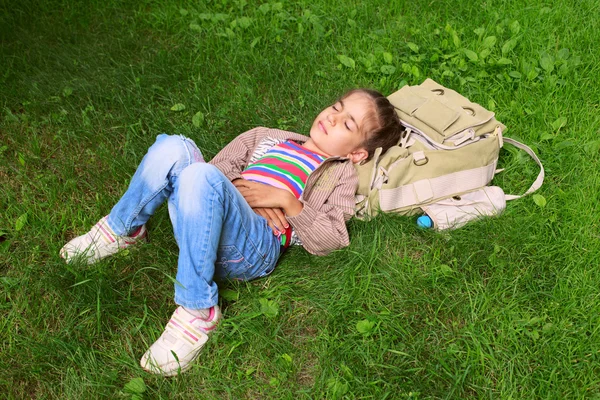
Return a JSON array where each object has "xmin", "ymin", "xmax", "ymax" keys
[{"xmin": 502, "ymin": 137, "xmax": 545, "ymax": 200}]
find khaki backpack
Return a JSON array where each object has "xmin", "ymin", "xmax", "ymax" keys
[{"xmin": 354, "ymin": 78, "xmax": 544, "ymax": 230}]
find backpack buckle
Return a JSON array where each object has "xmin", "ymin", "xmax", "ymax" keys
[
  {"xmin": 412, "ymin": 151, "xmax": 429, "ymax": 166},
  {"xmin": 451, "ymin": 128, "xmax": 475, "ymax": 146}
]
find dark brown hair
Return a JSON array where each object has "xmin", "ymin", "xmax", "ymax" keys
[{"xmin": 342, "ymin": 88, "xmax": 404, "ymax": 161}]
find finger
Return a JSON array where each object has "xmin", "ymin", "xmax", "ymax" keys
[
  {"xmin": 255, "ymin": 208, "xmax": 279, "ymax": 234},
  {"xmin": 244, "ymin": 195, "xmax": 264, "ymax": 208},
  {"xmin": 237, "ymin": 186, "xmax": 251, "ymax": 197},
  {"xmin": 233, "ymin": 179, "xmax": 253, "ymax": 190},
  {"xmin": 262, "ymin": 208, "xmax": 282, "ymax": 232},
  {"xmin": 238, "ymin": 185, "xmax": 257, "ymax": 196},
  {"xmin": 242, "ymin": 180, "xmax": 267, "ymax": 190},
  {"xmin": 271, "ymin": 208, "xmax": 289, "ymax": 229},
  {"xmin": 235, "ymin": 179, "xmax": 253, "ymax": 187},
  {"xmin": 265, "ymin": 219, "xmax": 279, "ymax": 234}
]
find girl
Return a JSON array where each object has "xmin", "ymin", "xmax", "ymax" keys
[{"xmin": 60, "ymin": 88, "xmax": 404, "ymax": 376}]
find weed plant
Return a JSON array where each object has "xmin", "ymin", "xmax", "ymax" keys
[{"xmin": 1, "ymin": 0, "xmax": 600, "ymax": 398}]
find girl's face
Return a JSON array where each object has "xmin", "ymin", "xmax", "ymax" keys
[{"xmin": 306, "ymin": 92, "xmax": 373, "ymax": 163}]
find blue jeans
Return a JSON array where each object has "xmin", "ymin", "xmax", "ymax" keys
[{"xmin": 106, "ymin": 134, "xmax": 280, "ymax": 309}]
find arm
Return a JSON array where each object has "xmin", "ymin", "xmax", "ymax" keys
[
  {"xmin": 232, "ymin": 179, "xmax": 290, "ymax": 234},
  {"xmin": 208, "ymin": 127, "xmax": 268, "ymax": 181},
  {"xmin": 214, "ymin": 127, "xmax": 302, "ymax": 234},
  {"xmin": 235, "ymin": 163, "xmax": 357, "ymax": 256},
  {"xmin": 233, "ymin": 179, "xmax": 301, "ymax": 215},
  {"xmin": 286, "ymin": 164, "xmax": 357, "ymax": 256}
]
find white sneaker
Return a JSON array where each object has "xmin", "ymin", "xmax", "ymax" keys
[
  {"xmin": 140, "ymin": 305, "xmax": 221, "ymax": 376},
  {"xmin": 60, "ymin": 216, "xmax": 147, "ymax": 264}
]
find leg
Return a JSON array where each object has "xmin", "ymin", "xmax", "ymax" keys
[
  {"xmin": 141, "ymin": 163, "xmax": 280, "ymax": 376},
  {"xmin": 108, "ymin": 134, "xmax": 204, "ymax": 235},
  {"xmin": 170, "ymin": 162, "xmax": 280, "ymax": 308},
  {"xmin": 60, "ymin": 134, "xmax": 203, "ymax": 264}
]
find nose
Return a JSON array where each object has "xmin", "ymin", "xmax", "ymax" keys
[{"xmin": 327, "ymin": 113, "xmax": 338, "ymax": 126}]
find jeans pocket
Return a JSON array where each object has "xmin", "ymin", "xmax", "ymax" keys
[{"xmin": 215, "ymin": 245, "xmax": 271, "ymax": 281}]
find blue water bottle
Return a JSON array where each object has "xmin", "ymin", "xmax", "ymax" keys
[{"xmin": 417, "ymin": 215, "xmax": 433, "ymax": 229}]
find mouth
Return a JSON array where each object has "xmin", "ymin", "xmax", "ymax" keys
[{"xmin": 318, "ymin": 121, "xmax": 328, "ymax": 135}]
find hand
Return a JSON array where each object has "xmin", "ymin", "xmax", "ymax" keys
[
  {"xmin": 253, "ymin": 207, "xmax": 289, "ymax": 235},
  {"xmin": 232, "ymin": 179, "xmax": 295, "ymax": 234},
  {"xmin": 233, "ymin": 179, "xmax": 302, "ymax": 215}
]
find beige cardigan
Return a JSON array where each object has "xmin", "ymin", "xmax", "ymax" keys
[{"xmin": 209, "ymin": 127, "xmax": 358, "ymax": 256}]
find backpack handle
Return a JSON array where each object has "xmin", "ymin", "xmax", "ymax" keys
[{"xmin": 502, "ymin": 137, "xmax": 545, "ymax": 200}]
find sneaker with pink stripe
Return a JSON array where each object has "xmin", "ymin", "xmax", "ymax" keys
[
  {"xmin": 60, "ymin": 216, "xmax": 147, "ymax": 264},
  {"xmin": 140, "ymin": 305, "xmax": 221, "ymax": 376}
]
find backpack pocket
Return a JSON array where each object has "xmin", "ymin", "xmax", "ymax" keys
[
  {"xmin": 421, "ymin": 186, "xmax": 506, "ymax": 230},
  {"xmin": 392, "ymin": 79, "xmax": 497, "ymax": 145},
  {"xmin": 412, "ymin": 98, "xmax": 460, "ymax": 138}
]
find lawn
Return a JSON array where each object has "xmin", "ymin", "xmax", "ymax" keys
[{"xmin": 1, "ymin": 0, "xmax": 600, "ymax": 398}]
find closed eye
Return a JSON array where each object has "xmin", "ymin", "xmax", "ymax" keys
[{"xmin": 333, "ymin": 101, "xmax": 353, "ymax": 130}]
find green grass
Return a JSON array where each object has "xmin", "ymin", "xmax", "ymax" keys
[{"xmin": 2, "ymin": 0, "xmax": 600, "ymax": 398}]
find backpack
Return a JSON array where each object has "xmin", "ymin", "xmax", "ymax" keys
[{"xmin": 354, "ymin": 78, "xmax": 544, "ymax": 230}]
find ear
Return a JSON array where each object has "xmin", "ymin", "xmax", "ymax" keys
[{"xmin": 347, "ymin": 147, "xmax": 369, "ymax": 164}]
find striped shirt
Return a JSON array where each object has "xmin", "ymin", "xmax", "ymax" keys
[
  {"xmin": 241, "ymin": 140, "xmax": 327, "ymax": 249},
  {"xmin": 208, "ymin": 127, "xmax": 358, "ymax": 256},
  {"xmin": 242, "ymin": 141, "xmax": 327, "ymax": 199}
]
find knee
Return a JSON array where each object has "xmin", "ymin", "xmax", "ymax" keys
[
  {"xmin": 178, "ymin": 163, "xmax": 221, "ymax": 187},
  {"xmin": 177, "ymin": 163, "xmax": 225, "ymax": 214},
  {"xmin": 147, "ymin": 134, "xmax": 190, "ymax": 166}
]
